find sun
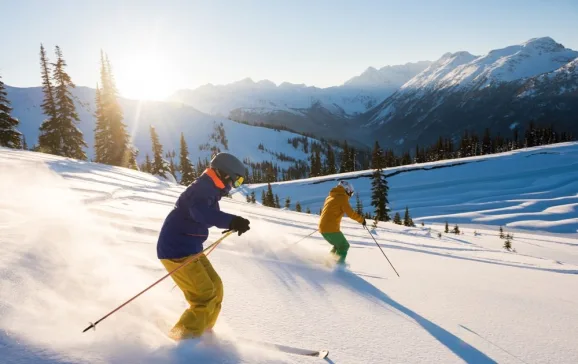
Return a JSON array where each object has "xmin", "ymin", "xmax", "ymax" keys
[{"xmin": 114, "ymin": 54, "xmax": 175, "ymax": 101}]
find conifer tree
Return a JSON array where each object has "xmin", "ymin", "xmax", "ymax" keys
[
  {"xmin": 285, "ymin": 196, "xmax": 291, "ymax": 209},
  {"xmin": 179, "ymin": 132, "xmax": 196, "ymax": 185},
  {"xmin": 403, "ymin": 207, "xmax": 414, "ymax": 227},
  {"xmin": 246, "ymin": 194, "xmax": 251, "ymax": 203},
  {"xmin": 393, "ymin": 212, "xmax": 402, "ymax": 225},
  {"xmin": 295, "ymin": 201, "xmax": 302, "ymax": 212},
  {"xmin": 93, "ymin": 84, "xmax": 109, "ymax": 162},
  {"xmin": 264, "ymin": 183, "xmax": 275, "ymax": 207},
  {"xmin": 166, "ymin": 150, "xmax": 177, "ymax": 178},
  {"xmin": 144, "ymin": 153, "xmax": 152, "ymax": 172},
  {"xmin": 54, "ymin": 46, "xmax": 87, "ymax": 159},
  {"xmin": 325, "ymin": 144, "xmax": 337, "ymax": 174},
  {"xmin": 0, "ymin": 75, "xmax": 22, "ymax": 148},
  {"xmin": 275, "ymin": 194, "xmax": 281, "ymax": 208},
  {"xmin": 355, "ymin": 192, "xmax": 364, "ymax": 215},
  {"xmin": 38, "ymin": 46, "xmax": 87, "ymax": 159},
  {"xmin": 499, "ymin": 226, "xmax": 504, "ymax": 239},
  {"xmin": 310, "ymin": 149, "xmax": 322, "ymax": 177},
  {"xmin": 250, "ymin": 191, "xmax": 256, "ymax": 203},
  {"xmin": 261, "ymin": 190, "xmax": 266, "ymax": 205},
  {"xmin": 127, "ymin": 147, "xmax": 138, "ymax": 170},
  {"xmin": 371, "ymin": 141, "xmax": 383, "ymax": 169},
  {"xmin": 445, "ymin": 221, "xmax": 449, "ymax": 233},
  {"xmin": 22, "ymin": 135, "xmax": 28, "ymax": 150},
  {"xmin": 93, "ymin": 51, "xmax": 133, "ymax": 166},
  {"xmin": 37, "ymin": 44, "xmax": 59, "ymax": 154},
  {"xmin": 504, "ymin": 233, "xmax": 512, "ymax": 251},
  {"xmin": 370, "ymin": 167, "xmax": 390, "ymax": 221},
  {"xmin": 453, "ymin": 224, "xmax": 460, "ymax": 234},
  {"xmin": 306, "ymin": 206, "xmax": 311, "ymax": 214},
  {"xmin": 149, "ymin": 125, "xmax": 169, "ymax": 178},
  {"xmin": 348, "ymin": 146, "xmax": 356, "ymax": 172}
]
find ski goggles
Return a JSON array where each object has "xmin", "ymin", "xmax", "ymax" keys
[{"xmin": 232, "ymin": 175, "xmax": 244, "ymax": 188}]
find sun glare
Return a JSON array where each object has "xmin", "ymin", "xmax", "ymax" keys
[{"xmin": 115, "ymin": 54, "xmax": 175, "ymax": 101}]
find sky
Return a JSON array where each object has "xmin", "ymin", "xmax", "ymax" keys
[{"xmin": 1, "ymin": 0, "xmax": 577, "ymax": 101}]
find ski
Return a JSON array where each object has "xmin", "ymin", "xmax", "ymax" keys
[{"xmin": 236, "ymin": 337, "xmax": 329, "ymax": 359}]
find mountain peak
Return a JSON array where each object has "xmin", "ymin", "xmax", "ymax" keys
[
  {"xmin": 344, "ymin": 61, "xmax": 431, "ymax": 87},
  {"xmin": 257, "ymin": 79, "xmax": 277, "ymax": 88},
  {"xmin": 234, "ymin": 77, "xmax": 255, "ymax": 85},
  {"xmin": 522, "ymin": 36, "xmax": 561, "ymax": 49}
]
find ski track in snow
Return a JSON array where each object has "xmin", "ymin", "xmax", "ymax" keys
[{"xmin": 1, "ymin": 148, "xmax": 578, "ymax": 364}]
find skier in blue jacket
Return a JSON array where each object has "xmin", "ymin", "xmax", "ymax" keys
[{"xmin": 157, "ymin": 152, "xmax": 250, "ymax": 341}]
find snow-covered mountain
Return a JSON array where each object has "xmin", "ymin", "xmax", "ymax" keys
[
  {"xmin": 168, "ymin": 61, "xmax": 431, "ymax": 143},
  {"xmin": 362, "ymin": 37, "xmax": 578, "ymax": 150},
  {"xmin": 343, "ymin": 61, "xmax": 433, "ymax": 88},
  {"xmin": 5, "ymin": 85, "xmax": 326, "ymax": 172},
  {"xmin": 401, "ymin": 37, "xmax": 578, "ymax": 92},
  {"xmin": 2, "ymin": 146, "xmax": 577, "ymax": 363}
]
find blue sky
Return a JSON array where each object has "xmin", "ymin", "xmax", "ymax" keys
[{"xmin": 1, "ymin": 0, "xmax": 577, "ymax": 100}]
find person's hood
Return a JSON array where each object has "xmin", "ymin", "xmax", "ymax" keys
[{"xmin": 329, "ymin": 185, "xmax": 347, "ymax": 197}]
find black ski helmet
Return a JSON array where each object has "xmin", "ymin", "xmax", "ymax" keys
[{"xmin": 210, "ymin": 152, "xmax": 246, "ymax": 179}]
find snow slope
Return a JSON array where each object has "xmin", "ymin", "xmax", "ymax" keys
[
  {"xmin": 5, "ymin": 85, "xmax": 322, "ymax": 169},
  {"xmin": 1, "ymin": 147, "xmax": 578, "ymax": 364},
  {"xmin": 241, "ymin": 142, "xmax": 578, "ymax": 235}
]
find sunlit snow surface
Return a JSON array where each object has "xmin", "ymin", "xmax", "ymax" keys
[{"xmin": 1, "ymin": 147, "xmax": 577, "ymax": 364}]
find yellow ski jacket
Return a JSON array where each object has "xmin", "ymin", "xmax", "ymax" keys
[{"xmin": 318, "ymin": 185, "xmax": 364, "ymax": 233}]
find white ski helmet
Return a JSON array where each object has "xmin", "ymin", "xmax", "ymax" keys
[{"xmin": 338, "ymin": 180, "xmax": 354, "ymax": 196}]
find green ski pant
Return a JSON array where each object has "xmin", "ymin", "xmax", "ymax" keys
[{"xmin": 321, "ymin": 232, "xmax": 350, "ymax": 264}]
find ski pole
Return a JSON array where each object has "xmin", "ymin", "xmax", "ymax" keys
[
  {"xmin": 291, "ymin": 229, "xmax": 318, "ymax": 246},
  {"xmin": 82, "ymin": 230, "xmax": 234, "ymax": 333},
  {"xmin": 170, "ymin": 233, "xmax": 223, "ymax": 292},
  {"xmin": 364, "ymin": 225, "xmax": 400, "ymax": 277},
  {"xmin": 279, "ymin": 228, "xmax": 318, "ymax": 252}
]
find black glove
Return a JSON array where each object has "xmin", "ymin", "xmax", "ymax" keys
[
  {"xmin": 229, "ymin": 216, "xmax": 250, "ymax": 236},
  {"xmin": 362, "ymin": 218, "xmax": 367, "ymax": 227}
]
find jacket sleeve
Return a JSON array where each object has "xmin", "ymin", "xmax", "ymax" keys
[
  {"xmin": 340, "ymin": 196, "xmax": 365, "ymax": 224},
  {"xmin": 188, "ymin": 196, "xmax": 235, "ymax": 230}
]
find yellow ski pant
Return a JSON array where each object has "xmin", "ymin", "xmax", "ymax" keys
[{"xmin": 160, "ymin": 253, "xmax": 223, "ymax": 340}]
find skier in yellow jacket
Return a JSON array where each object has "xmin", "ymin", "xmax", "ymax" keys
[{"xmin": 319, "ymin": 180, "xmax": 366, "ymax": 266}]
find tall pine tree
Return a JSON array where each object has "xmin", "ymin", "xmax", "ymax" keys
[
  {"xmin": 179, "ymin": 132, "xmax": 196, "ymax": 185},
  {"xmin": 355, "ymin": 192, "xmax": 364, "ymax": 215},
  {"xmin": 348, "ymin": 146, "xmax": 356, "ymax": 172},
  {"xmin": 310, "ymin": 149, "xmax": 322, "ymax": 177},
  {"xmin": 0, "ymin": 74, "xmax": 22, "ymax": 148},
  {"xmin": 295, "ymin": 201, "xmax": 302, "ymax": 212},
  {"xmin": 370, "ymin": 167, "xmax": 390, "ymax": 221},
  {"xmin": 37, "ymin": 44, "xmax": 60, "ymax": 154},
  {"xmin": 51, "ymin": 46, "xmax": 87, "ymax": 159},
  {"xmin": 403, "ymin": 206, "xmax": 415, "ymax": 227},
  {"xmin": 149, "ymin": 125, "xmax": 169, "ymax": 179},
  {"xmin": 166, "ymin": 150, "xmax": 177, "ymax": 179},
  {"xmin": 265, "ymin": 183, "xmax": 275, "ymax": 207},
  {"xmin": 371, "ymin": 141, "xmax": 384, "ymax": 169},
  {"xmin": 325, "ymin": 144, "xmax": 337, "ymax": 174},
  {"xmin": 93, "ymin": 51, "xmax": 134, "ymax": 167}
]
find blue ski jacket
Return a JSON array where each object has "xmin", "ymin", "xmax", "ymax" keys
[{"xmin": 157, "ymin": 168, "xmax": 236, "ymax": 259}]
